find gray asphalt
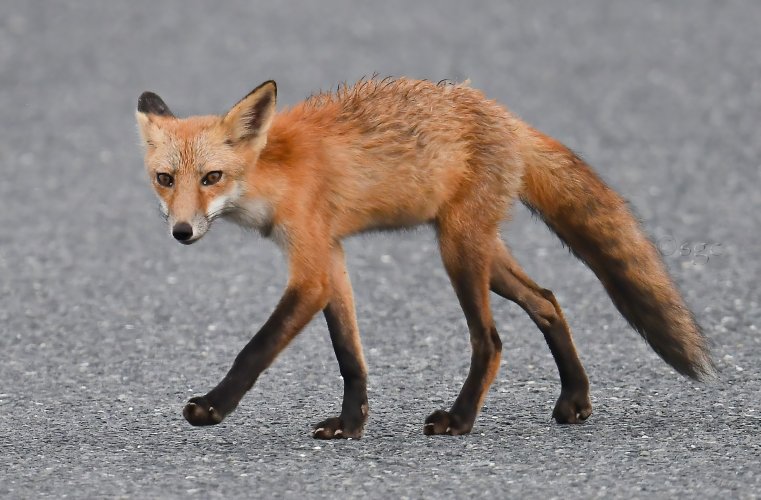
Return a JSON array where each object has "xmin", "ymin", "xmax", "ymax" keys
[{"xmin": 1, "ymin": 1, "xmax": 760, "ymax": 498}]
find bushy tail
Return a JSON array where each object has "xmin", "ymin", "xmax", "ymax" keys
[{"xmin": 518, "ymin": 129, "xmax": 713, "ymax": 379}]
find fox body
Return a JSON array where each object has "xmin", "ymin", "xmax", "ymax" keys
[{"xmin": 136, "ymin": 78, "xmax": 713, "ymax": 438}]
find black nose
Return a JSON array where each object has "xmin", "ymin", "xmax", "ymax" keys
[{"xmin": 172, "ymin": 222, "xmax": 193, "ymax": 241}]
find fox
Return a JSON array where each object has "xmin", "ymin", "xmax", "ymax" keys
[{"xmin": 136, "ymin": 77, "xmax": 713, "ymax": 439}]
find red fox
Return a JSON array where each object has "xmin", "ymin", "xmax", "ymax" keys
[{"xmin": 136, "ymin": 78, "xmax": 713, "ymax": 439}]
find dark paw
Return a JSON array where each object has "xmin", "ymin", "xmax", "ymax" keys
[
  {"xmin": 552, "ymin": 389, "xmax": 592, "ymax": 424},
  {"xmin": 183, "ymin": 396, "xmax": 224, "ymax": 426},
  {"xmin": 312, "ymin": 416, "xmax": 364, "ymax": 440},
  {"xmin": 423, "ymin": 409, "xmax": 472, "ymax": 436}
]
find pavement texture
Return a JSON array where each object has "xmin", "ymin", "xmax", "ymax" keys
[{"xmin": 1, "ymin": 1, "xmax": 760, "ymax": 498}]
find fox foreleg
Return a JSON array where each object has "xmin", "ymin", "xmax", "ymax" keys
[
  {"xmin": 183, "ymin": 236, "xmax": 331, "ymax": 426},
  {"xmin": 312, "ymin": 244, "xmax": 369, "ymax": 439}
]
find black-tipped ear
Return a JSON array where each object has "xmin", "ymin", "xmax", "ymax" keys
[
  {"xmin": 137, "ymin": 91, "xmax": 175, "ymax": 117},
  {"xmin": 224, "ymin": 81, "xmax": 277, "ymax": 145}
]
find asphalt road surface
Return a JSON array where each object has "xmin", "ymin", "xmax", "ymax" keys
[{"xmin": 1, "ymin": 2, "xmax": 760, "ymax": 498}]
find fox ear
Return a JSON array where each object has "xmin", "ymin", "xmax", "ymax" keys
[
  {"xmin": 136, "ymin": 91, "xmax": 174, "ymax": 147},
  {"xmin": 223, "ymin": 80, "xmax": 277, "ymax": 148},
  {"xmin": 137, "ymin": 91, "xmax": 175, "ymax": 117}
]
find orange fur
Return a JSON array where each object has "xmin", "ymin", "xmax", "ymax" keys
[{"xmin": 137, "ymin": 78, "xmax": 712, "ymax": 437}]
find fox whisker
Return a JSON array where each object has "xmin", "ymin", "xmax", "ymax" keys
[{"xmin": 156, "ymin": 203, "xmax": 168, "ymax": 221}]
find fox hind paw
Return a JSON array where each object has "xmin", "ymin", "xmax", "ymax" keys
[
  {"xmin": 423, "ymin": 409, "xmax": 472, "ymax": 436},
  {"xmin": 552, "ymin": 390, "xmax": 592, "ymax": 424}
]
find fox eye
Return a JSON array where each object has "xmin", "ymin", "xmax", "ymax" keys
[
  {"xmin": 156, "ymin": 172, "xmax": 174, "ymax": 187},
  {"xmin": 201, "ymin": 171, "xmax": 222, "ymax": 186}
]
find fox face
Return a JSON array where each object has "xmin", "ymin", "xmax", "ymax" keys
[{"xmin": 136, "ymin": 81, "xmax": 277, "ymax": 244}]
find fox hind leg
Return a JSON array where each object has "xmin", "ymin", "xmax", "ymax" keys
[
  {"xmin": 490, "ymin": 240, "xmax": 592, "ymax": 423},
  {"xmin": 424, "ymin": 212, "xmax": 502, "ymax": 436}
]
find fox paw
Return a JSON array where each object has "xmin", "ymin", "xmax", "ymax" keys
[
  {"xmin": 312, "ymin": 416, "xmax": 364, "ymax": 440},
  {"xmin": 183, "ymin": 396, "xmax": 224, "ymax": 426},
  {"xmin": 552, "ymin": 389, "xmax": 592, "ymax": 424},
  {"xmin": 423, "ymin": 409, "xmax": 472, "ymax": 436}
]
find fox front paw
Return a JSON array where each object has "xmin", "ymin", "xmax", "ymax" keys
[
  {"xmin": 312, "ymin": 416, "xmax": 364, "ymax": 440},
  {"xmin": 183, "ymin": 396, "xmax": 224, "ymax": 426}
]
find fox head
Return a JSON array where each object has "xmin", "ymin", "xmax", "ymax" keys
[{"xmin": 136, "ymin": 81, "xmax": 277, "ymax": 244}]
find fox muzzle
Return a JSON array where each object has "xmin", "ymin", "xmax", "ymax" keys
[{"xmin": 172, "ymin": 222, "xmax": 195, "ymax": 243}]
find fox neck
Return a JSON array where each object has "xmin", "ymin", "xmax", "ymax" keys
[
  {"xmin": 225, "ymin": 111, "xmax": 321, "ymax": 240},
  {"xmin": 226, "ymin": 195, "xmax": 275, "ymax": 234}
]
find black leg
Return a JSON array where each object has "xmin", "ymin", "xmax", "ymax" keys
[{"xmin": 313, "ymin": 245, "xmax": 369, "ymax": 439}]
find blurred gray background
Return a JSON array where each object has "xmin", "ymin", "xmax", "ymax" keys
[{"xmin": 1, "ymin": 1, "xmax": 759, "ymax": 498}]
